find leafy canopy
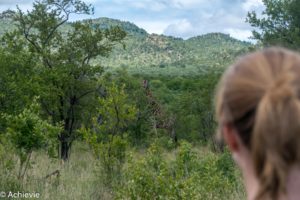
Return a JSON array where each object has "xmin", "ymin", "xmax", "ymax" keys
[
  {"xmin": 1, "ymin": 0, "xmax": 127, "ymax": 160},
  {"xmin": 247, "ymin": 0, "xmax": 300, "ymax": 49}
]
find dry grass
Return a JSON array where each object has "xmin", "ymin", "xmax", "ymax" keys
[
  {"xmin": 0, "ymin": 142, "xmax": 246, "ymax": 200},
  {"xmin": 1, "ymin": 142, "xmax": 112, "ymax": 200}
]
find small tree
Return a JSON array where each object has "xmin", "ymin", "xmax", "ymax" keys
[
  {"xmin": 2, "ymin": 0, "xmax": 126, "ymax": 160},
  {"xmin": 4, "ymin": 98, "xmax": 61, "ymax": 180},
  {"xmin": 82, "ymin": 83, "xmax": 137, "ymax": 180},
  {"xmin": 247, "ymin": 0, "xmax": 300, "ymax": 49}
]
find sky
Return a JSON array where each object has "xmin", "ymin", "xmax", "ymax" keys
[{"xmin": 0, "ymin": 0, "xmax": 265, "ymax": 41}]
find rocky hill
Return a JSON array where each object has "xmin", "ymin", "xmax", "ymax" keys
[{"xmin": 0, "ymin": 17, "xmax": 252, "ymax": 76}]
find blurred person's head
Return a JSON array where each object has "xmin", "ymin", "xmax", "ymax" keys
[{"xmin": 215, "ymin": 47, "xmax": 300, "ymax": 200}]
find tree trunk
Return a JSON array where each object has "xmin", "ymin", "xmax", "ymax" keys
[
  {"xmin": 59, "ymin": 132, "xmax": 71, "ymax": 161},
  {"xmin": 171, "ymin": 128, "xmax": 177, "ymax": 144},
  {"xmin": 60, "ymin": 140, "xmax": 70, "ymax": 161}
]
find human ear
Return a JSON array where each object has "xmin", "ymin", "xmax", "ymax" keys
[{"xmin": 222, "ymin": 123, "xmax": 240, "ymax": 152}]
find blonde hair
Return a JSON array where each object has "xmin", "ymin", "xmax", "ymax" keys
[{"xmin": 215, "ymin": 47, "xmax": 300, "ymax": 200}]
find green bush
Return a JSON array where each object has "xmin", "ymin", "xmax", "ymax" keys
[
  {"xmin": 82, "ymin": 83, "xmax": 136, "ymax": 183},
  {"xmin": 156, "ymin": 135, "xmax": 176, "ymax": 151},
  {"xmin": 150, "ymin": 79, "xmax": 164, "ymax": 89},
  {"xmin": 166, "ymin": 78, "xmax": 182, "ymax": 91},
  {"xmin": 3, "ymin": 98, "xmax": 61, "ymax": 180},
  {"xmin": 117, "ymin": 141, "xmax": 240, "ymax": 200}
]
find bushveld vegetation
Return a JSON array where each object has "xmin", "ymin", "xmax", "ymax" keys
[{"xmin": 0, "ymin": 0, "xmax": 297, "ymax": 199}]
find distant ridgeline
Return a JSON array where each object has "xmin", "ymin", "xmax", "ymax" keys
[
  {"xmin": 0, "ymin": 16, "xmax": 253, "ymax": 76},
  {"xmin": 86, "ymin": 17, "xmax": 148, "ymax": 37}
]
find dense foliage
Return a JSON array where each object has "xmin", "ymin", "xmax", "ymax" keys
[
  {"xmin": 4, "ymin": 99, "xmax": 61, "ymax": 180},
  {"xmin": 117, "ymin": 141, "xmax": 239, "ymax": 200},
  {"xmin": 1, "ymin": 0, "xmax": 126, "ymax": 160},
  {"xmin": 82, "ymin": 82, "xmax": 136, "ymax": 181},
  {"xmin": 247, "ymin": 0, "xmax": 300, "ymax": 50}
]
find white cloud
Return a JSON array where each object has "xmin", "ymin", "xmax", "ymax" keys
[
  {"xmin": 224, "ymin": 28, "xmax": 253, "ymax": 41},
  {"xmin": 137, "ymin": 1, "xmax": 166, "ymax": 11},
  {"xmin": 242, "ymin": 0, "xmax": 263, "ymax": 11},
  {"xmin": 111, "ymin": 0, "xmax": 204, "ymax": 11},
  {"xmin": 123, "ymin": 0, "xmax": 167, "ymax": 12},
  {"xmin": 84, "ymin": 0, "xmax": 98, "ymax": 3},
  {"xmin": 163, "ymin": 19, "xmax": 194, "ymax": 38},
  {"xmin": 135, "ymin": 18, "xmax": 197, "ymax": 39},
  {"xmin": 134, "ymin": 20, "xmax": 172, "ymax": 34},
  {"xmin": 0, "ymin": 0, "xmax": 33, "ymax": 7},
  {"xmin": 126, "ymin": 0, "xmax": 203, "ymax": 10},
  {"xmin": 0, "ymin": 4, "xmax": 32, "ymax": 13},
  {"xmin": 0, "ymin": 0, "xmax": 25, "ymax": 3},
  {"xmin": 169, "ymin": 0, "xmax": 204, "ymax": 9}
]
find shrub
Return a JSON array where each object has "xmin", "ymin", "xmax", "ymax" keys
[
  {"xmin": 3, "ymin": 98, "xmax": 61, "ymax": 180},
  {"xmin": 117, "ymin": 141, "xmax": 239, "ymax": 200},
  {"xmin": 81, "ymin": 83, "xmax": 136, "ymax": 183}
]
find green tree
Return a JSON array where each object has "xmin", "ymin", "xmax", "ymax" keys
[
  {"xmin": 0, "ymin": 48, "xmax": 37, "ymax": 118},
  {"xmin": 247, "ymin": 0, "xmax": 300, "ymax": 49},
  {"xmin": 4, "ymin": 98, "xmax": 61, "ymax": 180},
  {"xmin": 168, "ymin": 73, "xmax": 219, "ymax": 144},
  {"xmin": 82, "ymin": 83, "xmax": 137, "ymax": 180},
  {"xmin": 2, "ymin": 0, "xmax": 126, "ymax": 160},
  {"xmin": 103, "ymin": 69, "xmax": 151, "ymax": 144}
]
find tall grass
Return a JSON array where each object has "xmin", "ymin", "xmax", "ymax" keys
[{"xmin": 0, "ymin": 141, "xmax": 246, "ymax": 200}]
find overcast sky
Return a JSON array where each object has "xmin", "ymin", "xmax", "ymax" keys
[{"xmin": 0, "ymin": 0, "xmax": 265, "ymax": 41}]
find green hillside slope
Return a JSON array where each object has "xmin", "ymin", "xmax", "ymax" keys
[{"xmin": 0, "ymin": 16, "xmax": 252, "ymax": 76}]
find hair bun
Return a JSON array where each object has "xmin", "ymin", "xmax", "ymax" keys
[{"xmin": 264, "ymin": 72, "xmax": 296, "ymax": 105}]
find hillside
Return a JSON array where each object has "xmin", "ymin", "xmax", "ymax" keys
[{"xmin": 0, "ymin": 17, "xmax": 252, "ymax": 76}]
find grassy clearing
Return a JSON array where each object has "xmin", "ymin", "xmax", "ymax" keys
[{"xmin": 0, "ymin": 141, "xmax": 246, "ymax": 200}]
